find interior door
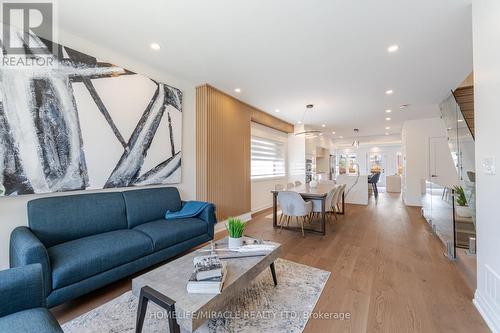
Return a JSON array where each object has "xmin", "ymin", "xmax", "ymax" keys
[{"xmin": 429, "ymin": 136, "xmax": 457, "ymax": 187}]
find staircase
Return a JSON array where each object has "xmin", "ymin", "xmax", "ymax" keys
[{"xmin": 453, "ymin": 85, "xmax": 474, "ymax": 138}]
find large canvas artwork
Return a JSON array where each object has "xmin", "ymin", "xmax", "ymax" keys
[{"xmin": 0, "ymin": 31, "xmax": 182, "ymax": 196}]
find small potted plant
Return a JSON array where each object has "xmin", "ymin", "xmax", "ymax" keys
[
  {"xmin": 226, "ymin": 217, "xmax": 245, "ymax": 249},
  {"xmin": 453, "ymin": 185, "xmax": 472, "ymax": 218}
]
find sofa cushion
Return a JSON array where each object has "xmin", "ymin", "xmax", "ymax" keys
[
  {"xmin": 48, "ymin": 230, "xmax": 153, "ymax": 289},
  {"xmin": 28, "ymin": 192, "xmax": 127, "ymax": 247},
  {"xmin": 123, "ymin": 187, "xmax": 182, "ymax": 228},
  {"xmin": 133, "ymin": 218, "xmax": 207, "ymax": 251},
  {"xmin": 0, "ymin": 308, "xmax": 63, "ymax": 333}
]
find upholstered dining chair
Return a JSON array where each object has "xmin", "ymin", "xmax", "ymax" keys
[
  {"xmin": 310, "ymin": 185, "xmax": 340, "ymax": 221},
  {"xmin": 286, "ymin": 182, "xmax": 295, "ymax": 189},
  {"xmin": 334, "ymin": 184, "xmax": 347, "ymax": 214},
  {"xmin": 294, "ymin": 180, "xmax": 302, "ymax": 186},
  {"xmin": 277, "ymin": 191, "xmax": 312, "ymax": 236}
]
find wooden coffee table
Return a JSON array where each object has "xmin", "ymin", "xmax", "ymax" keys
[{"xmin": 132, "ymin": 237, "xmax": 282, "ymax": 333}]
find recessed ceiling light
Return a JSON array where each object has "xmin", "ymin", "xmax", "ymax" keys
[
  {"xmin": 150, "ymin": 42, "xmax": 161, "ymax": 50},
  {"xmin": 385, "ymin": 109, "xmax": 392, "ymax": 113},
  {"xmin": 385, "ymin": 117, "xmax": 391, "ymax": 121},
  {"xmin": 234, "ymin": 88, "xmax": 241, "ymax": 93},
  {"xmin": 275, "ymin": 109, "xmax": 280, "ymax": 113},
  {"xmin": 339, "ymin": 136, "xmax": 344, "ymax": 139},
  {"xmin": 458, "ymin": 119, "xmax": 464, "ymax": 122},
  {"xmin": 297, "ymin": 120, "xmax": 302, "ymax": 124},
  {"xmin": 331, "ymin": 131, "xmax": 336, "ymax": 135},
  {"xmin": 387, "ymin": 45, "xmax": 399, "ymax": 53},
  {"xmin": 385, "ymin": 132, "xmax": 390, "ymax": 135},
  {"xmin": 322, "ymin": 124, "xmax": 326, "ymax": 128},
  {"xmin": 385, "ymin": 89, "xmax": 394, "ymax": 95},
  {"xmin": 385, "ymin": 126, "xmax": 391, "ymax": 130}
]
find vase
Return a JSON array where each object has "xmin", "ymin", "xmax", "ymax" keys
[
  {"xmin": 456, "ymin": 205, "xmax": 472, "ymax": 218},
  {"xmin": 228, "ymin": 236, "xmax": 243, "ymax": 249}
]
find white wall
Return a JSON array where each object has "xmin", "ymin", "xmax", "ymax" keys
[
  {"xmin": 250, "ymin": 123, "xmax": 289, "ymax": 212},
  {"xmin": 0, "ymin": 30, "xmax": 197, "ymax": 269},
  {"xmin": 401, "ymin": 117, "xmax": 456, "ymax": 206},
  {"xmin": 472, "ymin": 1, "xmax": 500, "ymax": 331},
  {"xmin": 287, "ymin": 131, "xmax": 306, "ymax": 183}
]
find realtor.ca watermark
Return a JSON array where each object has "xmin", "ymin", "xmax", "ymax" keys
[
  {"xmin": 1, "ymin": 1, "xmax": 57, "ymax": 68},
  {"xmin": 147, "ymin": 310, "xmax": 352, "ymax": 321}
]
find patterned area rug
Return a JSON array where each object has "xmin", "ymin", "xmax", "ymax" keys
[{"xmin": 62, "ymin": 259, "xmax": 330, "ymax": 333}]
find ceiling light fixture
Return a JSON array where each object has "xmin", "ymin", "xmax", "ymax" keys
[
  {"xmin": 385, "ymin": 117, "xmax": 391, "ymax": 121},
  {"xmin": 385, "ymin": 109, "xmax": 392, "ymax": 113},
  {"xmin": 385, "ymin": 132, "xmax": 390, "ymax": 135},
  {"xmin": 275, "ymin": 109, "xmax": 280, "ymax": 113},
  {"xmin": 297, "ymin": 120, "xmax": 302, "ymax": 124},
  {"xmin": 387, "ymin": 45, "xmax": 399, "ymax": 53},
  {"xmin": 385, "ymin": 126, "xmax": 391, "ymax": 130},
  {"xmin": 332, "ymin": 131, "xmax": 336, "ymax": 135},
  {"xmin": 385, "ymin": 89, "xmax": 394, "ymax": 95},
  {"xmin": 322, "ymin": 124, "xmax": 326, "ymax": 128},
  {"xmin": 234, "ymin": 88, "xmax": 241, "ymax": 93},
  {"xmin": 150, "ymin": 42, "xmax": 161, "ymax": 50},
  {"xmin": 339, "ymin": 136, "xmax": 344, "ymax": 139},
  {"xmin": 458, "ymin": 119, "xmax": 464, "ymax": 122},
  {"xmin": 295, "ymin": 104, "xmax": 323, "ymax": 138},
  {"xmin": 352, "ymin": 128, "xmax": 360, "ymax": 148}
]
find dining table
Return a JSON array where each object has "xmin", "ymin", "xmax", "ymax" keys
[{"xmin": 271, "ymin": 183, "xmax": 344, "ymax": 236}]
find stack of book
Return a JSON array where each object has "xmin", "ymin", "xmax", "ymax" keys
[{"xmin": 187, "ymin": 255, "xmax": 227, "ymax": 294}]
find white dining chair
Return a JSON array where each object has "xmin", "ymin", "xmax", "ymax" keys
[
  {"xmin": 286, "ymin": 182, "xmax": 295, "ymax": 189},
  {"xmin": 310, "ymin": 185, "xmax": 340, "ymax": 221},
  {"xmin": 277, "ymin": 191, "xmax": 312, "ymax": 236},
  {"xmin": 334, "ymin": 184, "xmax": 346, "ymax": 214},
  {"xmin": 275, "ymin": 184, "xmax": 285, "ymax": 191}
]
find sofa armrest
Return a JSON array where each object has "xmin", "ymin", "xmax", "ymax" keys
[
  {"xmin": 197, "ymin": 203, "xmax": 217, "ymax": 238},
  {"xmin": 0, "ymin": 264, "xmax": 45, "ymax": 317},
  {"xmin": 10, "ymin": 227, "xmax": 52, "ymax": 297}
]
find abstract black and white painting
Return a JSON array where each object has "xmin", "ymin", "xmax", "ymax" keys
[{"xmin": 0, "ymin": 28, "xmax": 182, "ymax": 196}]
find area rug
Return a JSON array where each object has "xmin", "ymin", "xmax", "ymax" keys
[{"xmin": 62, "ymin": 259, "xmax": 330, "ymax": 333}]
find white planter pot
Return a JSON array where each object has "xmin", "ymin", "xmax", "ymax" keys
[
  {"xmin": 228, "ymin": 237, "xmax": 243, "ymax": 249},
  {"xmin": 456, "ymin": 205, "xmax": 472, "ymax": 218}
]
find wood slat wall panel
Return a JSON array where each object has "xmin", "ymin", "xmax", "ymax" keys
[
  {"xmin": 250, "ymin": 109, "xmax": 294, "ymax": 133},
  {"xmin": 196, "ymin": 85, "xmax": 252, "ymax": 221}
]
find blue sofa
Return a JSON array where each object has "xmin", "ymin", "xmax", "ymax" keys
[
  {"xmin": 10, "ymin": 187, "xmax": 216, "ymax": 307},
  {"xmin": 0, "ymin": 264, "xmax": 63, "ymax": 332}
]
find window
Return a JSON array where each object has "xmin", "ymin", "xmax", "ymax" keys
[{"xmin": 251, "ymin": 136, "xmax": 286, "ymax": 179}]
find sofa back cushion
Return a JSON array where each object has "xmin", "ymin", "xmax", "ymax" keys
[
  {"xmin": 27, "ymin": 192, "xmax": 127, "ymax": 247},
  {"xmin": 122, "ymin": 187, "xmax": 182, "ymax": 228}
]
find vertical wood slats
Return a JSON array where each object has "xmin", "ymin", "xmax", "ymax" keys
[{"xmin": 196, "ymin": 85, "xmax": 252, "ymax": 221}]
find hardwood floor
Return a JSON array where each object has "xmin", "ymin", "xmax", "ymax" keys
[{"xmin": 52, "ymin": 193, "xmax": 489, "ymax": 332}]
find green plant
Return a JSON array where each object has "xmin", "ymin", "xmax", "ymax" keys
[
  {"xmin": 226, "ymin": 217, "xmax": 245, "ymax": 238},
  {"xmin": 453, "ymin": 185, "xmax": 467, "ymax": 206}
]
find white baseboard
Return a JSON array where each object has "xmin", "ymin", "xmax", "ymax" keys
[
  {"xmin": 474, "ymin": 289, "xmax": 500, "ymax": 333},
  {"xmin": 214, "ymin": 212, "xmax": 252, "ymax": 234},
  {"xmin": 251, "ymin": 204, "xmax": 273, "ymax": 214}
]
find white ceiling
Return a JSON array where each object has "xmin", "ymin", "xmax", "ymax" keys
[{"xmin": 58, "ymin": 0, "xmax": 473, "ymax": 138}]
